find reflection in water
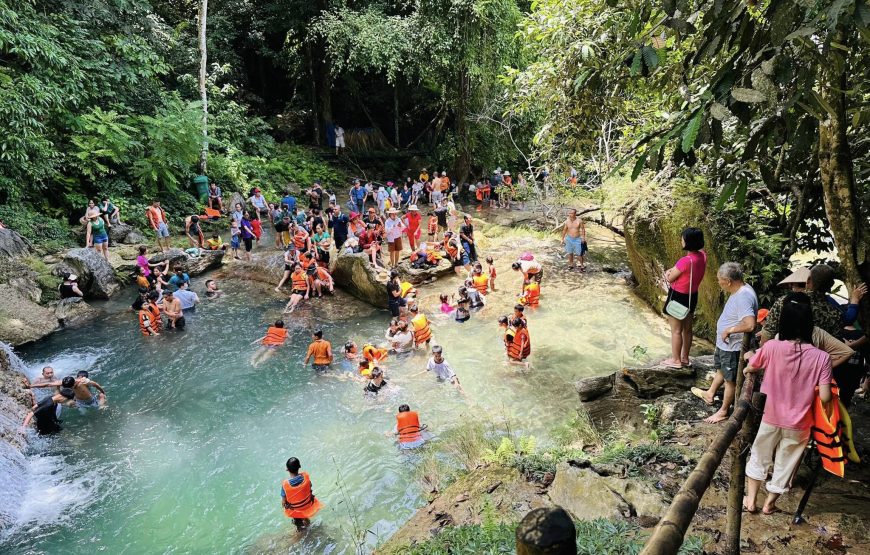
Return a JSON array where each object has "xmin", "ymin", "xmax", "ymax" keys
[{"xmin": 2, "ymin": 225, "xmax": 670, "ymax": 554}]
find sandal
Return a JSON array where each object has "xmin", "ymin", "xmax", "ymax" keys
[
  {"xmin": 691, "ymin": 387, "xmax": 715, "ymax": 406},
  {"xmin": 681, "ymin": 358, "xmax": 691, "ymax": 367},
  {"xmin": 762, "ymin": 506, "xmax": 781, "ymax": 515},
  {"xmin": 661, "ymin": 358, "xmax": 683, "ymax": 369}
]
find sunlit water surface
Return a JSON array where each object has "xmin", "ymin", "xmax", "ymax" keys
[{"xmin": 2, "ymin": 227, "xmax": 671, "ymax": 554}]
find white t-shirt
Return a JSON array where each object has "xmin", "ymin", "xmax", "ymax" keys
[
  {"xmin": 385, "ymin": 217, "xmax": 404, "ymax": 241},
  {"xmin": 250, "ymin": 194, "xmax": 267, "ymax": 210},
  {"xmin": 716, "ymin": 284, "xmax": 758, "ymax": 351},
  {"xmin": 427, "ymin": 357, "xmax": 456, "ymax": 380},
  {"xmin": 391, "ymin": 331, "xmax": 414, "ymax": 353},
  {"xmin": 335, "ymin": 127, "xmax": 344, "ymax": 139}
]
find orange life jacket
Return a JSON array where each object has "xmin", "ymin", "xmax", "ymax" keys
[
  {"xmin": 427, "ymin": 217, "xmax": 438, "ymax": 234},
  {"xmin": 363, "ymin": 344, "xmax": 388, "ymax": 363},
  {"xmin": 294, "ymin": 230, "xmax": 309, "ymax": 249},
  {"xmin": 425, "ymin": 251, "xmax": 442, "ymax": 264},
  {"xmin": 291, "ymin": 271, "xmax": 308, "ymax": 292},
  {"xmin": 145, "ymin": 206, "xmax": 167, "ymax": 228},
  {"xmin": 411, "ymin": 314, "xmax": 432, "ymax": 345},
  {"xmin": 521, "ymin": 282, "xmax": 540, "ymax": 307},
  {"xmin": 263, "ymin": 326, "xmax": 288, "ymax": 346},
  {"xmin": 472, "ymin": 274, "xmax": 489, "ymax": 296},
  {"xmin": 203, "ymin": 207, "xmax": 221, "ymax": 219},
  {"xmin": 282, "ymin": 472, "xmax": 324, "ymax": 519},
  {"xmin": 397, "ymin": 411, "xmax": 423, "ymax": 444},
  {"xmin": 812, "ymin": 384, "xmax": 847, "ymax": 477},
  {"xmin": 444, "ymin": 241, "xmax": 458, "ymax": 260},
  {"xmin": 300, "ymin": 251, "xmax": 317, "ymax": 269},
  {"xmin": 138, "ymin": 308, "xmax": 155, "ymax": 335},
  {"xmin": 507, "ymin": 327, "xmax": 531, "ymax": 361},
  {"xmin": 315, "ymin": 267, "xmax": 332, "ymax": 282},
  {"xmin": 148, "ymin": 304, "xmax": 162, "ymax": 332}
]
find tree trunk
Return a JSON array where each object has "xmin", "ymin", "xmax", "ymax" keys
[
  {"xmin": 818, "ymin": 30, "xmax": 864, "ymax": 286},
  {"xmin": 453, "ymin": 66, "xmax": 471, "ymax": 184},
  {"xmin": 197, "ymin": 0, "xmax": 208, "ymax": 174}
]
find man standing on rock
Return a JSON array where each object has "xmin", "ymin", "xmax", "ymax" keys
[
  {"xmin": 560, "ymin": 208, "xmax": 588, "ymax": 271},
  {"xmin": 146, "ymin": 199, "xmax": 170, "ymax": 253},
  {"xmin": 691, "ymin": 262, "xmax": 757, "ymax": 423}
]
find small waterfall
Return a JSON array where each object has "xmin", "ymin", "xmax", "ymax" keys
[{"xmin": 0, "ymin": 343, "xmax": 32, "ymax": 532}]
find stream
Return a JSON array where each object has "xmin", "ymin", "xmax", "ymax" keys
[{"xmin": 0, "ymin": 225, "xmax": 671, "ymax": 554}]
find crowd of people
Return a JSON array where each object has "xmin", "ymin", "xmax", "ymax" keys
[{"xmin": 662, "ymin": 227, "xmax": 868, "ymax": 515}]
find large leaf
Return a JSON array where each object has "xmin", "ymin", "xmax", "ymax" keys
[
  {"xmin": 715, "ymin": 181, "xmax": 738, "ymax": 209},
  {"xmin": 734, "ymin": 178, "xmax": 748, "ymax": 208},
  {"xmin": 630, "ymin": 50, "xmax": 643, "ymax": 76},
  {"xmin": 641, "ymin": 46, "xmax": 660, "ymax": 70},
  {"xmin": 731, "ymin": 87, "xmax": 768, "ymax": 103},
  {"xmin": 710, "ymin": 102, "xmax": 731, "ymax": 120},
  {"xmin": 681, "ymin": 110, "xmax": 703, "ymax": 153},
  {"xmin": 631, "ymin": 151, "xmax": 648, "ymax": 181}
]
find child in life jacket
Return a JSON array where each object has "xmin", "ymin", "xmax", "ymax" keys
[
  {"xmin": 394, "ymin": 404, "xmax": 427, "ymax": 449},
  {"xmin": 252, "ymin": 320, "xmax": 289, "ymax": 367}
]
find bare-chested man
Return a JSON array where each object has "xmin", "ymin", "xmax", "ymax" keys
[
  {"xmin": 23, "ymin": 366, "xmax": 59, "ymax": 410},
  {"xmin": 162, "ymin": 290, "xmax": 184, "ymax": 329},
  {"xmin": 560, "ymin": 208, "xmax": 587, "ymax": 271},
  {"xmin": 26, "ymin": 370, "xmax": 107, "ymax": 410}
]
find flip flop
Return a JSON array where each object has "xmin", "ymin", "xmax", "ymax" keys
[
  {"xmin": 691, "ymin": 387, "xmax": 715, "ymax": 406},
  {"xmin": 762, "ymin": 506, "xmax": 782, "ymax": 516},
  {"xmin": 681, "ymin": 359, "xmax": 692, "ymax": 367},
  {"xmin": 661, "ymin": 359, "xmax": 683, "ymax": 369},
  {"xmin": 743, "ymin": 503, "xmax": 759, "ymax": 514}
]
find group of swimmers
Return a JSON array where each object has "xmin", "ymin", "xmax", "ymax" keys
[{"xmin": 20, "ymin": 367, "xmax": 107, "ymax": 435}]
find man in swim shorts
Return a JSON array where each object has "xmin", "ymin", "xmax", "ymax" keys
[
  {"xmin": 304, "ymin": 329, "xmax": 333, "ymax": 372},
  {"xmin": 560, "ymin": 208, "xmax": 587, "ymax": 271},
  {"xmin": 72, "ymin": 370, "xmax": 107, "ymax": 409}
]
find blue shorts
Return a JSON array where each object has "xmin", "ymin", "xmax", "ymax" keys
[
  {"xmin": 76, "ymin": 396, "xmax": 100, "ymax": 409},
  {"xmin": 155, "ymin": 222, "xmax": 170, "ymax": 238},
  {"xmin": 231, "ymin": 236, "xmax": 241, "ymax": 249},
  {"xmin": 565, "ymin": 235, "xmax": 586, "ymax": 256},
  {"xmin": 399, "ymin": 438, "xmax": 426, "ymax": 449},
  {"xmin": 93, "ymin": 234, "xmax": 109, "ymax": 245}
]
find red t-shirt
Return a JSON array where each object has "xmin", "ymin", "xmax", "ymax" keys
[
  {"xmin": 672, "ymin": 250, "xmax": 706, "ymax": 294},
  {"xmin": 405, "ymin": 212, "xmax": 422, "ymax": 231}
]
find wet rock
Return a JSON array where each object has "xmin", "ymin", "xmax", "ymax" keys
[
  {"xmin": 621, "ymin": 365, "xmax": 695, "ymax": 399},
  {"xmin": 576, "ymin": 374, "xmax": 615, "ymax": 401},
  {"xmin": 331, "ymin": 252, "xmax": 389, "ymax": 308},
  {"xmin": 53, "ymin": 297, "xmax": 100, "ymax": 328},
  {"xmin": 547, "ymin": 461, "xmax": 667, "ymax": 521},
  {"xmin": 108, "ymin": 222, "xmax": 146, "ymax": 245},
  {"xmin": 223, "ymin": 252, "xmax": 285, "ymax": 285},
  {"xmin": 148, "ymin": 248, "xmax": 224, "ymax": 277},
  {"xmin": 7, "ymin": 276, "xmax": 42, "ymax": 304},
  {"xmin": 0, "ymin": 229, "xmax": 32, "ymax": 259},
  {"xmin": 396, "ymin": 258, "xmax": 455, "ymax": 284},
  {"xmin": 229, "ymin": 192, "xmax": 246, "ymax": 212},
  {"xmin": 56, "ymin": 248, "xmax": 120, "ymax": 299},
  {"xmin": 0, "ymin": 285, "xmax": 58, "ymax": 345}
]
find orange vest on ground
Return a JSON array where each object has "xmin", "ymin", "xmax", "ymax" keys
[
  {"xmin": 282, "ymin": 472, "xmax": 324, "ymax": 519},
  {"xmin": 263, "ymin": 326, "xmax": 288, "ymax": 346},
  {"xmin": 291, "ymin": 271, "xmax": 308, "ymax": 292},
  {"xmin": 472, "ymin": 275, "xmax": 489, "ymax": 296},
  {"xmin": 812, "ymin": 384, "xmax": 847, "ymax": 477},
  {"xmin": 521, "ymin": 282, "xmax": 540, "ymax": 307},
  {"xmin": 411, "ymin": 314, "xmax": 432, "ymax": 345},
  {"xmin": 363, "ymin": 344, "xmax": 388, "ymax": 363},
  {"xmin": 508, "ymin": 328, "xmax": 531, "ymax": 361},
  {"xmin": 397, "ymin": 411, "xmax": 423, "ymax": 444}
]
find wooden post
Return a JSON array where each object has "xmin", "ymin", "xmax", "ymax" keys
[
  {"xmin": 640, "ymin": 371, "xmax": 760, "ymax": 555},
  {"xmin": 516, "ymin": 507, "xmax": 576, "ymax": 555}
]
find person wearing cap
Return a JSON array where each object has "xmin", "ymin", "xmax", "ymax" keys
[
  {"xmin": 22, "ymin": 387, "xmax": 75, "ymax": 435},
  {"xmin": 761, "ymin": 264, "xmax": 844, "ymax": 343},
  {"xmin": 384, "ymin": 208, "xmax": 406, "ymax": 267},
  {"xmin": 691, "ymin": 263, "xmax": 758, "ymax": 423},
  {"xmin": 404, "ymin": 205, "xmax": 422, "ymax": 251},
  {"xmin": 59, "ymin": 274, "xmax": 84, "ymax": 299}
]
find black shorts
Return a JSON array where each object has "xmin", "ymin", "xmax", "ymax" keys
[
  {"xmin": 665, "ymin": 288, "xmax": 699, "ymax": 314},
  {"xmin": 243, "ymin": 238, "xmax": 253, "ymax": 252},
  {"xmin": 284, "ymin": 264, "xmax": 294, "ymax": 272},
  {"xmin": 388, "ymin": 297, "xmax": 407, "ymax": 317},
  {"xmin": 714, "ymin": 347, "xmax": 740, "ymax": 382},
  {"xmin": 292, "ymin": 289, "xmax": 307, "ymax": 295}
]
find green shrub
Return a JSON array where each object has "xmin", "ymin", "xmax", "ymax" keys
[
  {"xmin": 595, "ymin": 442, "xmax": 684, "ymax": 470},
  {"xmin": 392, "ymin": 518, "xmax": 705, "ymax": 555},
  {"xmin": 0, "ymin": 206, "xmax": 75, "ymax": 251}
]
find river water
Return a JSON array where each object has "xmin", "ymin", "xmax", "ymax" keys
[{"xmin": 1, "ymin": 225, "xmax": 671, "ymax": 554}]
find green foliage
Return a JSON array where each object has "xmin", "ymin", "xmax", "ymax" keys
[
  {"xmin": 483, "ymin": 435, "xmax": 537, "ymax": 466},
  {"xmin": 595, "ymin": 442, "xmax": 684, "ymax": 471},
  {"xmin": 0, "ymin": 206, "xmax": 74, "ymax": 251},
  {"xmin": 393, "ymin": 518, "xmax": 705, "ymax": 555}
]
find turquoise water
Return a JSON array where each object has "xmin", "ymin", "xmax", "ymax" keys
[{"xmin": 1, "ymin": 230, "xmax": 671, "ymax": 554}]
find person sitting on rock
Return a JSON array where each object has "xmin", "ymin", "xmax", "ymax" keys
[{"xmin": 59, "ymin": 274, "xmax": 84, "ymax": 299}]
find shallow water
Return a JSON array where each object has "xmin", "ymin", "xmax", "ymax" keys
[{"xmin": 2, "ymin": 225, "xmax": 671, "ymax": 554}]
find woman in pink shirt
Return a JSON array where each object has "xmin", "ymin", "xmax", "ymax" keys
[
  {"xmin": 662, "ymin": 227, "xmax": 707, "ymax": 368},
  {"xmin": 743, "ymin": 293, "xmax": 832, "ymax": 515}
]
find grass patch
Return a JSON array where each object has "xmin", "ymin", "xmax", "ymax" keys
[
  {"xmin": 23, "ymin": 256, "xmax": 62, "ymax": 303},
  {"xmin": 594, "ymin": 442, "xmax": 684, "ymax": 472},
  {"xmin": 390, "ymin": 518, "xmax": 705, "ymax": 555}
]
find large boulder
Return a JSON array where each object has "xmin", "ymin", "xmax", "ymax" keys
[
  {"xmin": 395, "ymin": 257, "xmax": 455, "ymax": 284},
  {"xmin": 0, "ymin": 285, "xmax": 58, "ymax": 345},
  {"xmin": 53, "ymin": 297, "xmax": 100, "ymax": 328},
  {"xmin": 56, "ymin": 248, "xmax": 120, "ymax": 299},
  {"xmin": 331, "ymin": 252, "xmax": 389, "ymax": 308},
  {"xmin": 147, "ymin": 248, "xmax": 224, "ymax": 276},
  {"xmin": 576, "ymin": 374, "xmax": 616, "ymax": 402},
  {"xmin": 229, "ymin": 191, "xmax": 246, "ymax": 212},
  {"xmin": 108, "ymin": 222, "xmax": 146, "ymax": 245},
  {"xmin": 548, "ymin": 461, "xmax": 667, "ymax": 522},
  {"xmin": 0, "ymin": 229, "xmax": 32, "ymax": 259}
]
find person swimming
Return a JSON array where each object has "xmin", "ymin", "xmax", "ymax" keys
[{"xmin": 252, "ymin": 320, "xmax": 289, "ymax": 367}]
